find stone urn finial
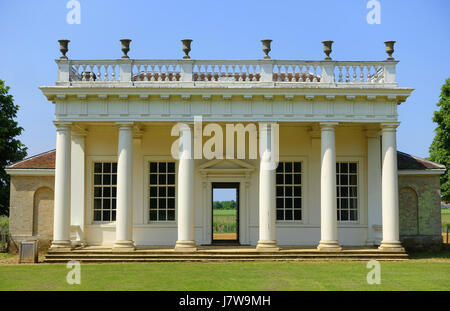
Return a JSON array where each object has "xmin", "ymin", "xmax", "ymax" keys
[
  {"xmin": 384, "ymin": 41, "xmax": 396, "ymax": 60},
  {"xmin": 322, "ymin": 40, "xmax": 334, "ymax": 60},
  {"xmin": 58, "ymin": 39, "xmax": 70, "ymax": 60},
  {"xmin": 261, "ymin": 39, "xmax": 272, "ymax": 59},
  {"xmin": 181, "ymin": 39, "xmax": 193, "ymax": 59},
  {"xmin": 120, "ymin": 39, "xmax": 132, "ymax": 59}
]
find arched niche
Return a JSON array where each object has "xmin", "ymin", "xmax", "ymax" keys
[{"xmin": 33, "ymin": 187, "xmax": 54, "ymax": 238}]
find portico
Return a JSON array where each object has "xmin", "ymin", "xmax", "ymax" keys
[{"xmin": 40, "ymin": 39, "xmax": 413, "ymax": 253}]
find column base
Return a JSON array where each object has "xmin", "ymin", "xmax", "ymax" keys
[
  {"xmin": 378, "ymin": 241, "xmax": 405, "ymax": 252},
  {"xmin": 49, "ymin": 240, "xmax": 72, "ymax": 252},
  {"xmin": 256, "ymin": 240, "xmax": 279, "ymax": 252},
  {"xmin": 317, "ymin": 240, "xmax": 342, "ymax": 252},
  {"xmin": 71, "ymin": 240, "xmax": 87, "ymax": 248},
  {"xmin": 112, "ymin": 240, "xmax": 135, "ymax": 252},
  {"xmin": 174, "ymin": 240, "xmax": 197, "ymax": 252}
]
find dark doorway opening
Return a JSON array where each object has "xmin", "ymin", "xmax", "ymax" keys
[{"xmin": 212, "ymin": 182, "xmax": 239, "ymax": 244}]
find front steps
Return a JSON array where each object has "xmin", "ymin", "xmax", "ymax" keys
[{"xmin": 44, "ymin": 247, "xmax": 408, "ymax": 263}]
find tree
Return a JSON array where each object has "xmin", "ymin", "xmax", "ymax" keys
[
  {"xmin": 429, "ymin": 78, "xmax": 450, "ymax": 203},
  {"xmin": 229, "ymin": 200, "xmax": 237, "ymax": 209},
  {"xmin": 0, "ymin": 80, "xmax": 27, "ymax": 215},
  {"xmin": 213, "ymin": 201, "xmax": 223, "ymax": 209}
]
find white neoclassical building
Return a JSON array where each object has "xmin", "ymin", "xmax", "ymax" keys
[{"xmin": 34, "ymin": 39, "xmax": 418, "ymax": 253}]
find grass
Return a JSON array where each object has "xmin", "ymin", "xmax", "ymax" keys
[
  {"xmin": 0, "ymin": 211, "xmax": 448, "ymax": 291},
  {"xmin": 213, "ymin": 208, "xmax": 237, "ymax": 233},
  {"xmin": 442, "ymin": 209, "xmax": 450, "ymax": 233},
  {"xmin": 213, "ymin": 209, "xmax": 237, "ymax": 217},
  {"xmin": 0, "ymin": 259, "xmax": 449, "ymax": 291}
]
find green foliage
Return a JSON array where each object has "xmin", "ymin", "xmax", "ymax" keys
[
  {"xmin": 213, "ymin": 200, "xmax": 237, "ymax": 210},
  {"xmin": 429, "ymin": 78, "xmax": 450, "ymax": 203},
  {"xmin": 0, "ymin": 216, "xmax": 8, "ymax": 234},
  {"xmin": 0, "ymin": 216, "xmax": 8, "ymax": 252},
  {"xmin": 442, "ymin": 209, "xmax": 450, "ymax": 233},
  {"xmin": 0, "ymin": 80, "xmax": 27, "ymax": 216}
]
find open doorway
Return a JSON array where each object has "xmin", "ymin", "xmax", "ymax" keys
[{"xmin": 212, "ymin": 182, "xmax": 239, "ymax": 244}]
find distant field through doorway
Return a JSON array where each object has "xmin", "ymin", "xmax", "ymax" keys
[{"xmin": 212, "ymin": 183, "xmax": 239, "ymax": 243}]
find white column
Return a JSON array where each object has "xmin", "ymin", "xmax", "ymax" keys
[
  {"xmin": 317, "ymin": 122, "xmax": 341, "ymax": 251},
  {"xmin": 175, "ymin": 125, "xmax": 196, "ymax": 251},
  {"xmin": 379, "ymin": 123, "xmax": 404, "ymax": 251},
  {"xmin": 256, "ymin": 123, "xmax": 279, "ymax": 251},
  {"xmin": 70, "ymin": 128, "xmax": 87, "ymax": 246},
  {"xmin": 113, "ymin": 122, "xmax": 135, "ymax": 251},
  {"xmin": 366, "ymin": 129, "xmax": 382, "ymax": 245},
  {"xmin": 51, "ymin": 122, "xmax": 72, "ymax": 251}
]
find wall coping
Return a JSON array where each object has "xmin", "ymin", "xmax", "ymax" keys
[
  {"xmin": 398, "ymin": 169, "xmax": 446, "ymax": 176},
  {"xmin": 5, "ymin": 168, "xmax": 55, "ymax": 176}
]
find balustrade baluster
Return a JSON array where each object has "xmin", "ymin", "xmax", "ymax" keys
[
  {"xmin": 338, "ymin": 66, "xmax": 343, "ymax": 82},
  {"xmin": 143, "ymin": 65, "xmax": 148, "ymax": 81},
  {"xmin": 111, "ymin": 65, "xmax": 116, "ymax": 81},
  {"xmin": 359, "ymin": 65, "xmax": 364, "ymax": 82},
  {"xmin": 95, "ymin": 65, "xmax": 100, "ymax": 81}
]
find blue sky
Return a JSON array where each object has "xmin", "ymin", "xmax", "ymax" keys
[
  {"xmin": 213, "ymin": 189, "xmax": 237, "ymax": 204},
  {"xmin": 0, "ymin": 0, "xmax": 449, "ymax": 164}
]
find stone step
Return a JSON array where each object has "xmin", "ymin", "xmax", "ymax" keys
[
  {"xmin": 44, "ymin": 257, "xmax": 408, "ymax": 263},
  {"xmin": 46, "ymin": 250, "xmax": 407, "ymax": 256},
  {"xmin": 44, "ymin": 252, "xmax": 408, "ymax": 263},
  {"xmin": 45, "ymin": 253, "xmax": 408, "ymax": 258},
  {"xmin": 44, "ymin": 259, "xmax": 408, "ymax": 263}
]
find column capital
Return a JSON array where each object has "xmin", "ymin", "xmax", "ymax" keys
[
  {"xmin": 133, "ymin": 126, "xmax": 144, "ymax": 139},
  {"xmin": 177, "ymin": 122, "xmax": 194, "ymax": 130},
  {"xmin": 365, "ymin": 128, "xmax": 380, "ymax": 138},
  {"xmin": 380, "ymin": 122, "xmax": 400, "ymax": 132},
  {"xmin": 309, "ymin": 125, "xmax": 321, "ymax": 139},
  {"xmin": 72, "ymin": 125, "xmax": 88, "ymax": 137},
  {"xmin": 319, "ymin": 122, "xmax": 339, "ymax": 131},
  {"xmin": 116, "ymin": 121, "xmax": 134, "ymax": 130},
  {"xmin": 53, "ymin": 121, "xmax": 72, "ymax": 129},
  {"xmin": 258, "ymin": 122, "xmax": 278, "ymax": 133}
]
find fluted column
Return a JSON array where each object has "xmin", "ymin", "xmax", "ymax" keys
[
  {"xmin": 51, "ymin": 121, "xmax": 72, "ymax": 251},
  {"xmin": 256, "ymin": 123, "xmax": 279, "ymax": 251},
  {"xmin": 175, "ymin": 125, "xmax": 196, "ymax": 251},
  {"xmin": 113, "ymin": 122, "xmax": 135, "ymax": 251},
  {"xmin": 317, "ymin": 122, "xmax": 341, "ymax": 251},
  {"xmin": 379, "ymin": 123, "xmax": 404, "ymax": 251}
]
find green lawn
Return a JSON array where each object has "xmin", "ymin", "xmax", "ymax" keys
[
  {"xmin": 442, "ymin": 209, "xmax": 450, "ymax": 232},
  {"xmin": 0, "ymin": 258, "xmax": 449, "ymax": 291}
]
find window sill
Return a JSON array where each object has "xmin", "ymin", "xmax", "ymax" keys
[{"xmin": 87, "ymin": 223, "xmax": 116, "ymax": 228}]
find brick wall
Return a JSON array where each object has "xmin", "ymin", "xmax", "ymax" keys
[
  {"xmin": 9, "ymin": 175, "xmax": 54, "ymax": 250},
  {"xmin": 398, "ymin": 174, "xmax": 442, "ymax": 249}
]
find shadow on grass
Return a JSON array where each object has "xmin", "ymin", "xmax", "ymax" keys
[{"xmin": 408, "ymin": 245, "xmax": 450, "ymax": 259}]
